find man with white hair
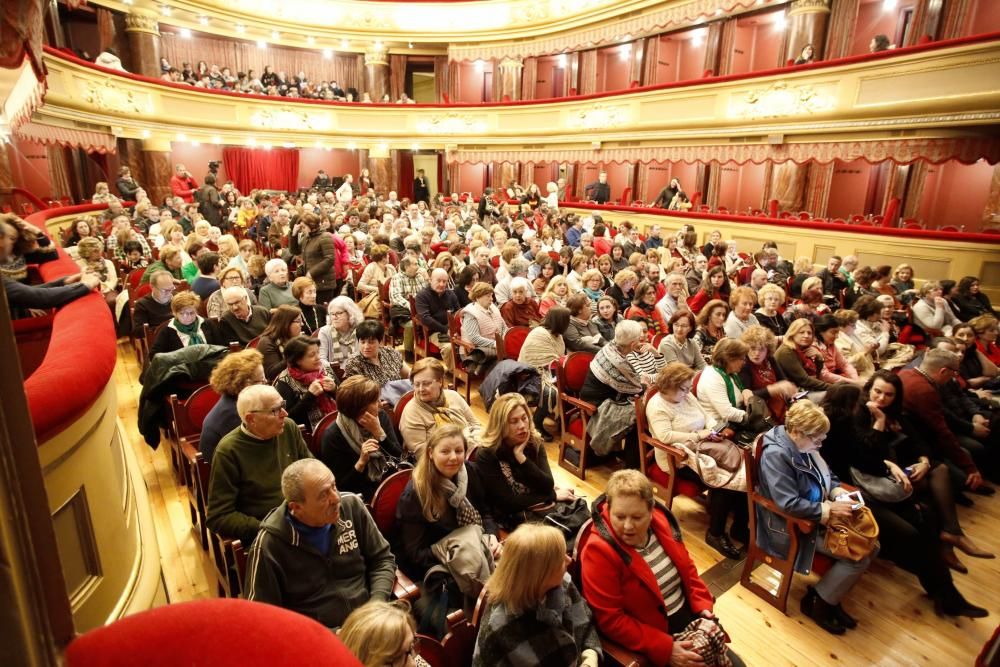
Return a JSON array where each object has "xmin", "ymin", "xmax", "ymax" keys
[
  {"xmin": 415, "ymin": 268, "xmax": 459, "ymax": 371},
  {"xmin": 385, "ymin": 190, "xmax": 401, "ymax": 211},
  {"xmin": 206, "ymin": 385, "xmax": 313, "ymax": 545},
  {"xmin": 244, "ymin": 458, "xmax": 396, "ymax": 628},
  {"xmin": 220, "ymin": 285, "xmax": 271, "ymax": 345},
  {"xmin": 259, "ymin": 258, "xmax": 296, "ymax": 310},
  {"xmin": 495, "ymin": 257, "xmax": 535, "ymax": 305},
  {"xmin": 655, "ymin": 273, "xmax": 689, "ymax": 322}
]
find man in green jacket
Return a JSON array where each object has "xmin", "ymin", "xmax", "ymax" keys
[
  {"xmin": 243, "ymin": 458, "xmax": 396, "ymax": 628},
  {"xmin": 206, "ymin": 385, "xmax": 313, "ymax": 545}
]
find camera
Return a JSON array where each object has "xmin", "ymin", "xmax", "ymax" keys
[{"xmin": 208, "ymin": 160, "xmax": 220, "ymax": 174}]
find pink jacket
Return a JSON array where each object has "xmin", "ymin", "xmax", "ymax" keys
[{"xmin": 816, "ymin": 342, "xmax": 858, "ymax": 383}]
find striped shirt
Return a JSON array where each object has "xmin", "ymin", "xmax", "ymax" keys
[
  {"xmin": 627, "ymin": 350, "xmax": 666, "ymax": 378},
  {"xmin": 638, "ymin": 533, "xmax": 685, "ymax": 616}
]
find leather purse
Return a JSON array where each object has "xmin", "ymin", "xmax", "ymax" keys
[
  {"xmin": 824, "ymin": 506, "xmax": 880, "ymax": 561},
  {"xmin": 849, "ymin": 466, "xmax": 912, "ymax": 503}
]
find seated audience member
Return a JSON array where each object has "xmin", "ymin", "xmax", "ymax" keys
[
  {"xmin": 774, "ymin": 319, "xmax": 831, "ymax": 397},
  {"xmin": 607, "ymin": 269, "xmax": 639, "ymax": 311},
  {"xmin": 474, "ymin": 524, "xmax": 601, "ymax": 667},
  {"xmin": 131, "ymin": 270, "xmax": 175, "ymax": 337},
  {"xmin": 579, "ymin": 269, "xmax": 605, "ymax": 315},
  {"xmin": 870, "ymin": 33, "xmax": 891, "ymax": 52},
  {"xmin": 658, "ymin": 310, "xmax": 705, "ymax": 371},
  {"xmin": 696, "ymin": 338, "xmax": 754, "ymax": 428},
  {"xmin": 343, "ymin": 320, "xmax": 410, "ymax": 387},
  {"xmin": 63, "ymin": 217, "xmax": 100, "ymax": 249},
  {"xmin": 832, "ymin": 310, "xmax": 876, "ymax": 382},
  {"xmin": 756, "ymin": 401, "xmax": 877, "ymax": 635},
  {"xmin": 852, "ymin": 295, "xmax": 912, "ymax": 370},
  {"xmin": 646, "ymin": 364, "xmax": 748, "ymax": 559},
  {"xmin": 654, "ymin": 273, "xmax": 688, "ymax": 324},
  {"xmin": 580, "ymin": 470, "xmax": 745, "ymax": 667},
  {"xmin": 140, "ymin": 246, "xmax": 184, "ymax": 284},
  {"xmin": 565, "ymin": 292, "xmax": 607, "ymax": 353},
  {"xmin": 219, "ymin": 286, "xmax": 271, "ymax": 345},
  {"xmin": 460, "ymin": 282, "xmax": 508, "ymax": 374},
  {"xmin": 953, "ymin": 276, "xmax": 994, "ymax": 322},
  {"xmin": 754, "ymin": 283, "xmax": 788, "ymax": 340},
  {"xmin": 259, "ymin": 258, "xmax": 297, "ymax": 310},
  {"xmin": 724, "ymin": 287, "xmax": 760, "ymax": 339},
  {"xmin": 340, "ymin": 601, "xmax": 426, "ymax": 667},
  {"xmin": 499, "ymin": 277, "xmax": 541, "ymax": 327},
  {"xmin": 625, "ymin": 318, "xmax": 666, "ymax": 379},
  {"xmin": 969, "ymin": 314, "xmax": 1000, "ymax": 366},
  {"xmin": 624, "ymin": 280, "xmax": 668, "ymax": 339},
  {"xmin": 399, "ymin": 358, "xmax": 479, "ymax": 456},
  {"xmin": 899, "ymin": 350, "xmax": 990, "ymax": 492},
  {"xmin": 912, "ymin": 281, "xmax": 960, "ymax": 336},
  {"xmin": 580, "ymin": 320, "xmax": 647, "ymax": 468},
  {"xmin": 395, "ymin": 424, "xmax": 500, "ymax": 585},
  {"xmin": 292, "ymin": 276, "xmax": 322, "ymax": 336},
  {"xmin": 518, "ymin": 307, "xmax": 571, "ymax": 438},
  {"xmin": 415, "ymin": 268, "xmax": 459, "ymax": 371},
  {"xmin": 319, "ymin": 296, "xmax": 363, "ymax": 365},
  {"xmin": 190, "ymin": 251, "xmax": 221, "ymax": 300},
  {"xmin": 817, "ymin": 256, "xmax": 849, "ymax": 296},
  {"xmin": 74, "ymin": 237, "xmax": 118, "ymax": 307},
  {"xmin": 539, "ymin": 275, "xmax": 570, "ymax": 317},
  {"xmin": 592, "ymin": 295, "xmax": 623, "ymax": 343},
  {"xmin": 149, "ymin": 292, "xmax": 218, "ymax": 357},
  {"xmin": 687, "ymin": 266, "xmax": 729, "ymax": 315},
  {"xmin": 738, "ymin": 326, "xmax": 798, "ymax": 424},
  {"xmin": 200, "ymin": 349, "xmax": 265, "ymax": 462},
  {"xmin": 474, "ymin": 394, "xmax": 572, "ymax": 529},
  {"xmin": 320, "ymin": 376, "xmax": 403, "ymax": 500},
  {"xmin": 244, "ymin": 458, "xmax": 396, "ymax": 629},
  {"xmin": 206, "ymin": 385, "xmax": 313, "ymax": 545},
  {"xmin": 785, "ymin": 277, "xmax": 830, "ymax": 323},
  {"xmin": 694, "ymin": 299, "xmax": 728, "ymax": 361},
  {"xmin": 257, "ymin": 305, "xmax": 304, "ymax": 382},
  {"xmin": 274, "ymin": 336, "xmax": 339, "ymax": 433},
  {"xmin": 953, "ymin": 322, "xmax": 1000, "ymax": 390},
  {"xmin": 820, "ymin": 379, "xmax": 989, "ymax": 618},
  {"xmin": 207, "ymin": 267, "xmax": 257, "ymax": 319},
  {"xmin": 811, "ymin": 314, "xmax": 860, "ymax": 384},
  {"xmin": 356, "ymin": 244, "xmax": 396, "ymax": 297}
]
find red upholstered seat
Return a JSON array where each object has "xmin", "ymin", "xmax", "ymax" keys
[{"xmin": 64, "ymin": 598, "xmax": 362, "ymax": 667}]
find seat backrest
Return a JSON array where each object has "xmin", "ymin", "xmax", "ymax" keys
[
  {"xmin": 371, "ymin": 468, "xmax": 413, "ymax": 535},
  {"xmin": 310, "ymin": 409, "xmax": 339, "ymax": 456},
  {"xmin": 393, "ymin": 390, "xmax": 414, "ymax": 433},
  {"xmin": 559, "ymin": 351, "xmax": 594, "ymax": 395},
  {"xmin": 128, "ymin": 268, "xmax": 146, "ymax": 290},
  {"xmin": 246, "ymin": 335, "xmax": 261, "ymax": 349},
  {"xmin": 635, "ymin": 385, "xmax": 658, "ymax": 438},
  {"xmin": 171, "ymin": 385, "xmax": 222, "ymax": 441},
  {"xmin": 503, "ymin": 326, "xmax": 531, "ymax": 360}
]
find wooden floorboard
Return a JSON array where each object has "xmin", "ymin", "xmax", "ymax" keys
[{"xmin": 114, "ymin": 343, "xmax": 998, "ymax": 665}]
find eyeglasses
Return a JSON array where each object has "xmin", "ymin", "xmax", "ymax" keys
[
  {"xmin": 251, "ymin": 401, "xmax": 286, "ymax": 416},
  {"xmin": 384, "ymin": 638, "xmax": 420, "ymax": 667}
]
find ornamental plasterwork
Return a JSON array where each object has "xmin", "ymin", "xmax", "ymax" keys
[
  {"xmin": 789, "ymin": 0, "xmax": 832, "ymax": 14},
  {"xmin": 416, "ymin": 113, "xmax": 488, "ymax": 135},
  {"xmin": 123, "ymin": 11, "xmax": 160, "ymax": 35},
  {"xmin": 249, "ymin": 107, "xmax": 331, "ymax": 131},
  {"xmin": 729, "ymin": 82, "xmax": 834, "ymax": 120},
  {"xmin": 566, "ymin": 104, "xmax": 629, "ymax": 130},
  {"xmin": 82, "ymin": 79, "xmax": 146, "ymax": 115}
]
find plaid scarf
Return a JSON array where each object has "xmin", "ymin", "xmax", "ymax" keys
[{"xmin": 440, "ymin": 466, "xmax": 482, "ymax": 527}]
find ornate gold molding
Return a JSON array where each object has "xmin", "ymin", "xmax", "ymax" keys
[
  {"xmin": 364, "ymin": 44, "xmax": 389, "ymax": 67},
  {"xmin": 729, "ymin": 82, "xmax": 835, "ymax": 120},
  {"xmin": 124, "ymin": 9, "xmax": 160, "ymax": 36},
  {"xmin": 497, "ymin": 57, "xmax": 524, "ymax": 71},
  {"xmin": 788, "ymin": 0, "xmax": 832, "ymax": 16},
  {"xmin": 81, "ymin": 79, "xmax": 147, "ymax": 115},
  {"xmin": 249, "ymin": 107, "xmax": 332, "ymax": 131},
  {"xmin": 566, "ymin": 104, "xmax": 629, "ymax": 130},
  {"xmin": 415, "ymin": 113, "xmax": 488, "ymax": 135}
]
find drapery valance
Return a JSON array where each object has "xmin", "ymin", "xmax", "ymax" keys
[{"xmin": 15, "ymin": 122, "xmax": 117, "ymax": 154}]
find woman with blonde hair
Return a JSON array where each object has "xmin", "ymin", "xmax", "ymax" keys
[
  {"xmin": 832, "ymin": 309, "xmax": 875, "ymax": 381},
  {"xmin": 754, "ymin": 283, "xmax": 788, "ymax": 339},
  {"xmin": 399, "ymin": 358, "xmax": 479, "ymax": 456},
  {"xmin": 74, "ymin": 237, "xmax": 118, "ymax": 307},
  {"xmin": 774, "ymin": 318, "xmax": 831, "ymax": 397},
  {"xmin": 539, "ymin": 275, "xmax": 570, "ymax": 317},
  {"xmin": 340, "ymin": 600, "xmax": 426, "ymax": 667},
  {"xmin": 216, "ymin": 234, "xmax": 240, "ymax": 267},
  {"xmin": 474, "ymin": 524, "xmax": 601, "ymax": 667},
  {"xmin": 607, "ymin": 268, "xmax": 639, "ymax": 311},
  {"xmin": 460, "ymin": 282, "xmax": 508, "ymax": 374}
]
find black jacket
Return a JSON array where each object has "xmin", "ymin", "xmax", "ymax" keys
[
  {"xmin": 319, "ymin": 410, "xmax": 402, "ymax": 500},
  {"xmin": 585, "ymin": 181, "xmax": 610, "ymax": 204},
  {"xmin": 131, "ymin": 295, "xmax": 173, "ymax": 339},
  {"xmin": 473, "ymin": 444, "xmax": 555, "ymax": 528},
  {"xmin": 415, "ymin": 286, "xmax": 459, "ymax": 334},
  {"xmin": 4, "ymin": 276, "xmax": 90, "ymax": 319}
]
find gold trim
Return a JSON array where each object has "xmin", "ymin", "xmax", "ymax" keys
[{"xmin": 124, "ymin": 9, "xmax": 161, "ymax": 36}]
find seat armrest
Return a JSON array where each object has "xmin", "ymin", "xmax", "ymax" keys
[
  {"xmin": 393, "ymin": 569, "xmax": 419, "ymax": 601},
  {"xmin": 601, "ymin": 635, "xmax": 649, "ymax": 666},
  {"xmin": 562, "ymin": 395, "xmax": 597, "ymax": 414}
]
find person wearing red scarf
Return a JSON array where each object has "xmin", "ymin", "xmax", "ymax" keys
[
  {"xmin": 774, "ymin": 319, "xmax": 832, "ymax": 397},
  {"xmin": 274, "ymin": 335, "xmax": 339, "ymax": 434}
]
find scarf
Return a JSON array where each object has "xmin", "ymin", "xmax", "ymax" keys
[
  {"xmin": 287, "ymin": 364, "xmax": 337, "ymax": 415},
  {"xmin": 84, "ymin": 259, "xmax": 109, "ymax": 283},
  {"xmin": 583, "ymin": 286, "xmax": 604, "ymax": 301},
  {"xmin": 795, "ymin": 345, "xmax": 822, "ymax": 379},
  {"xmin": 413, "ymin": 390, "xmax": 470, "ymax": 429},
  {"xmin": 635, "ymin": 302, "xmax": 666, "ymax": 336},
  {"xmin": 750, "ymin": 360, "xmax": 786, "ymax": 423},
  {"xmin": 440, "ymin": 466, "xmax": 482, "ymax": 526},
  {"xmin": 592, "ymin": 344, "xmax": 644, "ymax": 395},
  {"xmin": 712, "ymin": 365, "xmax": 745, "ymax": 407},
  {"xmin": 173, "ymin": 317, "xmax": 205, "ymax": 345},
  {"xmin": 335, "ymin": 412, "xmax": 387, "ymax": 483}
]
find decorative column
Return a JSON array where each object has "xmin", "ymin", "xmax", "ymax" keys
[
  {"xmin": 141, "ymin": 138, "xmax": 173, "ymax": 207},
  {"xmin": 907, "ymin": 0, "xmax": 945, "ymax": 45},
  {"xmin": 496, "ymin": 57, "xmax": 523, "ymax": 102},
  {"xmin": 785, "ymin": 0, "xmax": 832, "ymax": 62},
  {"xmin": 578, "ymin": 50, "xmax": 598, "ymax": 95},
  {"xmin": 367, "ymin": 150, "xmax": 396, "ymax": 197},
  {"xmin": 824, "ymin": 0, "xmax": 860, "ymax": 60},
  {"xmin": 364, "ymin": 44, "xmax": 390, "ymax": 103},
  {"xmin": 123, "ymin": 8, "xmax": 162, "ymax": 78}
]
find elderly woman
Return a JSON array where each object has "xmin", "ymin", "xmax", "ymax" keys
[
  {"xmin": 318, "ymin": 296, "xmax": 363, "ymax": 365},
  {"xmin": 539, "ymin": 275, "xmax": 570, "ymax": 317},
  {"xmin": 737, "ymin": 326, "xmax": 798, "ymax": 426},
  {"xmin": 646, "ymin": 363, "xmax": 749, "ymax": 559},
  {"xmin": 343, "ymin": 320, "xmax": 410, "ymax": 387},
  {"xmin": 786, "ymin": 276, "xmax": 830, "ymax": 324},
  {"xmin": 756, "ymin": 401, "xmax": 878, "ymax": 635},
  {"xmin": 399, "ymin": 358, "xmax": 479, "ymax": 456},
  {"xmin": 754, "ymin": 283, "xmax": 788, "ymax": 339},
  {"xmin": 581, "ymin": 320, "xmax": 647, "ymax": 468},
  {"xmin": 607, "ymin": 269, "xmax": 639, "ymax": 311},
  {"xmin": 257, "ymin": 305, "xmax": 304, "ymax": 382},
  {"xmin": 474, "ymin": 524, "xmax": 601, "ymax": 667},
  {"xmin": 953, "ymin": 276, "xmax": 994, "ymax": 322},
  {"xmin": 724, "ymin": 286, "xmax": 760, "ymax": 339},
  {"xmin": 565, "ymin": 293, "xmax": 607, "ymax": 353},
  {"xmin": 319, "ymin": 376, "xmax": 403, "ymax": 500},
  {"xmin": 460, "ymin": 282, "xmax": 509, "ymax": 375},
  {"xmin": 624, "ymin": 280, "xmax": 668, "ymax": 339},
  {"xmin": 658, "ymin": 310, "xmax": 705, "ymax": 371},
  {"xmin": 625, "ymin": 318, "xmax": 666, "ymax": 379},
  {"xmin": 199, "ymin": 349, "xmax": 266, "ymax": 462},
  {"xmin": 395, "ymin": 424, "xmax": 499, "ymax": 581},
  {"xmin": 580, "ymin": 470, "xmax": 745, "ymax": 667},
  {"xmin": 357, "ymin": 244, "xmax": 396, "ymax": 296},
  {"xmin": 206, "ymin": 266, "xmax": 257, "ymax": 319},
  {"xmin": 499, "ymin": 276, "xmax": 541, "ymax": 327},
  {"xmin": 291, "ymin": 276, "xmax": 322, "ymax": 335},
  {"xmin": 148, "ymin": 292, "xmax": 217, "ymax": 357},
  {"xmin": 340, "ymin": 601, "xmax": 425, "ymax": 667},
  {"xmin": 474, "ymin": 393, "xmax": 575, "ymax": 529},
  {"xmin": 694, "ymin": 298, "xmax": 728, "ymax": 361},
  {"xmin": 832, "ymin": 310, "xmax": 876, "ymax": 382},
  {"xmin": 74, "ymin": 237, "xmax": 118, "ymax": 307},
  {"xmin": 774, "ymin": 319, "xmax": 831, "ymax": 399},
  {"xmin": 695, "ymin": 338, "xmax": 755, "ymax": 428},
  {"xmin": 813, "ymin": 314, "xmax": 859, "ymax": 385},
  {"xmin": 273, "ymin": 335, "xmax": 339, "ymax": 433},
  {"xmin": 518, "ymin": 307, "xmax": 572, "ymax": 439},
  {"xmin": 851, "ymin": 295, "xmax": 912, "ymax": 370},
  {"xmin": 258, "ymin": 258, "xmax": 296, "ymax": 310},
  {"xmin": 912, "ymin": 280, "xmax": 961, "ymax": 337},
  {"xmin": 580, "ymin": 268, "xmax": 605, "ymax": 314}
]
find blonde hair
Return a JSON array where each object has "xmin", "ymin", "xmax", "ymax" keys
[
  {"xmin": 209, "ymin": 349, "xmax": 264, "ymax": 396},
  {"xmin": 480, "ymin": 393, "xmax": 540, "ymax": 452},
  {"xmin": 485, "ymin": 524, "xmax": 566, "ymax": 615},
  {"xmin": 217, "ymin": 234, "xmax": 239, "ymax": 258},
  {"xmin": 339, "ymin": 600, "xmax": 416, "ymax": 667},
  {"xmin": 170, "ymin": 291, "xmax": 201, "ymax": 315},
  {"xmin": 542, "ymin": 275, "xmax": 570, "ymax": 300},
  {"xmin": 412, "ymin": 424, "xmax": 466, "ymax": 521},
  {"xmin": 581, "ymin": 268, "xmax": 603, "ymax": 287},
  {"xmin": 606, "ymin": 469, "xmax": 654, "ymax": 509},
  {"xmin": 782, "ymin": 318, "xmax": 814, "ymax": 348},
  {"xmin": 757, "ymin": 283, "xmax": 786, "ymax": 305},
  {"xmin": 969, "ymin": 314, "xmax": 999, "ymax": 335},
  {"xmin": 801, "ymin": 276, "xmax": 823, "ymax": 295},
  {"xmin": 784, "ymin": 400, "xmax": 830, "ymax": 437},
  {"xmin": 613, "ymin": 269, "xmax": 638, "ymax": 288},
  {"xmin": 740, "ymin": 325, "xmax": 777, "ymax": 354},
  {"xmin": 729, "ymin": 286, "xmax": 757, "ymax": 309}
]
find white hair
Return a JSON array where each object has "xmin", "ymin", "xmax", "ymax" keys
[
  {"xmin": 264, "ymin": 258, "xmax": 287, "ymax": 277},
  {"xmin": 614, "ymin": 320, "xmax": 644, "ymax": 347},
  {"xmin": 282, "ymin": 459, "xmax": 332, "ymax": 503},
  {"xmin": 221, "ymin": 285, "xmax": 250, "ymax": 305},
  {"xmin": 510, "ymin": 277, "xmax": 530, "ymax": 292},
  {"xmin": 236, "ymin": 385, "xmax": 281, "ymax": 421},
  {"xmin": 327, "ymin": 296, "xmax": 364, "ymax": 327}
]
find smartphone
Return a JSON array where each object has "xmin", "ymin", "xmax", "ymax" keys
[
  {"xmin": 904, "ymin": 466, "xmax": 914, "ymax": 478},
  {"xmin": 792, "ymin": 390, "xmax": 808, "ymax": 401},
  {"xmin": 836, "ymin": 490, "xmax": 864, "ymax": 510}
]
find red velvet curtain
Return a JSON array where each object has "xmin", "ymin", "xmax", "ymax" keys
[
  {"xmin": 398, "ymin": 151, "xmax": 415, "ymax": 200},
  {"xmin": 222, "ymin": 147, "xmax": 299, "ymax": 193}
]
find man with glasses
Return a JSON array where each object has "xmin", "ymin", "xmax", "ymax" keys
[
  {"xmin": 131, "ymin": 270, "xmax": 176, "ymax": 339},
  {"xmin": 900, "ymin": 349, "xmax": 988, "ymax": 493},
  {"xmin": 207, "ymin": 385, "xmax": 313, "ymax": 546},
  {"xmin": 219, "ymin": 285, "xmax": 271, "ymax": 346},
  {"xmin": 654, "ymin": 273, "xmax": 688, "ymax": 323},
  {"xmin": 244, "ymin": 458, "xmax": 396, "ymax": 629}
]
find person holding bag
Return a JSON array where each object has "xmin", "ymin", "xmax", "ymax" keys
[
  {"xmin": 646, "ymin": 363, "xmax": 748, "ymax": 560},
  {"xmin": 756, "ymin": 401, "xmax": 878, "ymax": 635}
]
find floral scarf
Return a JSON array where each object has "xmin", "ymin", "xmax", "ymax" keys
[
  {"xmin": 591, "ymin": 344, "xmax": 644, "ymax": 395},
  {"xmin": 413, "ymin": 390, "xmax": 471, "ymax": 429}
]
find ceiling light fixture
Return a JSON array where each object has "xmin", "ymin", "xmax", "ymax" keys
[
  {"xmin": 235, "ymin": 24, "xmax": 246, "ymax": 34},
  {"xmin": 882, "ymin": 0, "xmax": 898, "ymax": 9},
  {"xmin": 212, "ymin": 136, "xmax": 221, "ymax": 144},
  {"xmin": 341, "ymin": 39, "xmax": 349, "ymax": 49},
  {"xmin": 179, "ymin": 28, "xmax": 192, "ymax": 39},
  {"xmin": 306, "ymin": 36, "xmax": 315, "ymax": 45},
  {"xmin": 160, "ymin": 5, "xmax": 171, "ymax": 16},
  {"xmin": 199, "ymin": 16, "xmax": 209, "ymax": 26},
  {"xmin": 322, "ymin": 48, "xmax": 333, "ymax": 59},
  {"xmin": 271, "ymin": 31, "xmax": 281, "ymax": 40},
  {"xmin": 256, "ymin": 39, "xmax": 267, "ymax": 49},
  {"xmin": 408, "ymin": 42, "xmax": 414, "ymax": 49}
]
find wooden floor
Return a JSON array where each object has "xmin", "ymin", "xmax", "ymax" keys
[{"xmin": 115, "ymin": 342, "xmax": 1000, "ymax": 665}]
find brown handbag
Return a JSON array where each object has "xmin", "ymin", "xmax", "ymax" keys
[{"xmin": 824, "ymin": 506, "xmax": 880, "ymax": 561}]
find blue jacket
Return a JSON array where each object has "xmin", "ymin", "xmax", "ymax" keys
[{"xmin": 755, "ymin": 426, "xmax": 839, "ymax": 574}]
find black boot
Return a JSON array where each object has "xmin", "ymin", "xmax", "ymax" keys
[
  {"xmin": 935, "ymin": 586, "xmax": 989, "ymax": 618},
  {"xmin": 833, "ymin": 603, "xmax": 858, "ymax": 630},
  {"xmin": 705, "ymin": 531, "xmax": 742, "ymax": 560},
  {"xmin": 803, "ymin": 587, "xmax": 846, "ymax": 635}
]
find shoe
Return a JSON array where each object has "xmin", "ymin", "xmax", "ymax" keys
[
  {"xmin": 833, "ymin": 603, "xmax": 858, "ymax": 630},
  {"xmin": 729, "ymin": 524, "xmax": 750, "ymax": 546},
  {"xmin": 543, "ymin": 417, "xmax": 558, "ymax": 433},
  {"xmin": 803, "ymin": 589, "xmax": 846, "ymax": 635},
  {"xmin": 970, "ymin": 484, "xmax": 996, "ymax": 496},
  {"xmin": 941, "ymin": 532, "xmax": 996, "ymax": 559},
  {"xmin": 800, "ymin": 586, "xmax": 817, "ymax": 617},
  {"xmin": 942, "ymin": 546, "xmax": 969, "ymax": 574},
  {"xmin": 705, "ymin": 531, "xmax": 742, "ymax": 560},
  {"xmin": 955, "ymin": 493, "xmax": 975, "ymax": 507},
  {"xmin": 935, "ymin": 590, "xmax": 990, "ymax": 618}
]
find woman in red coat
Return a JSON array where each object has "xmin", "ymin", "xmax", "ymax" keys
[
  {"xmin": 687, "ymin": 266, "xmax": 730, "ymax": 316},
  {"xmin": 580, "ymin": 470, "xmax": 744, "ymax": 667}
]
